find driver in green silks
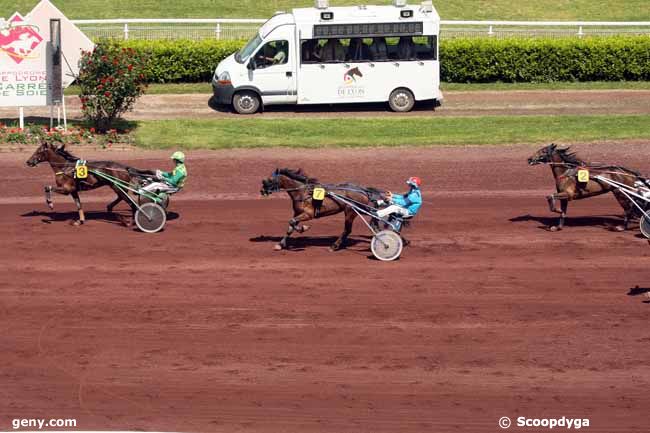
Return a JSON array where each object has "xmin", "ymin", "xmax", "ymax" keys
[{"xmin": 142, "ymin": 151, "xmax": 187, "ymax": 193}]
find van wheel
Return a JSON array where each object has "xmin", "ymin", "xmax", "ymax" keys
[
  {"xmin": 389, "ymin": 88, "xmax": 415, "ymax": 112},
  {"xmin": 233, "ymin": 91, "xmax": 261, "ymax": 114}
]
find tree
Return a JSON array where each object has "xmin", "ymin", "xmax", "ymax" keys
[{"xmin": 77, "ymin": 43, "xmax": 149, "ymax": 132}]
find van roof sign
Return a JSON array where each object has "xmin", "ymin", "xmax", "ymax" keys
[{"xmin": 313, "ymin": 21, "xmax": 423, "ymax": 38}]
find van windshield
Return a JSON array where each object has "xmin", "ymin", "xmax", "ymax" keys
[{"xmin": 235, "ymin": 34, "xmax": 262, "ymax": 63}]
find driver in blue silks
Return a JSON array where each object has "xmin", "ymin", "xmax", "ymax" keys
[{"xmin": 377, "ymin": 176, "xmax": 422, "ymax": 219}]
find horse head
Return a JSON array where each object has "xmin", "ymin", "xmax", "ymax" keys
[
  {"xmin": 261, "ymin": 168, "xmax": 313, "ymax": 196},
  {"xmin": 528, "ymin": 143, "xmax": 560, "ymax": 165},
  {"xmin": 261, "ymin": 168, "xmax": 281, "ymax": 196},
  {"xmin": 26, "ymin": 141, "xmax": 59, "ymax": 167}
]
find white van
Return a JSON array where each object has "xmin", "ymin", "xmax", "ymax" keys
[{"xmin": 212, "ymin": 0, "xmax": 442, "ymax": 114}]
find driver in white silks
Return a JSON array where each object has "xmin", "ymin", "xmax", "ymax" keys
[
  {"xmin": 377, "ymin": 176, "xmax": 423, "ymax": 220},
  {"xmin": 141, "ymin": 151, "xmax": 187, "ymax": 194}
]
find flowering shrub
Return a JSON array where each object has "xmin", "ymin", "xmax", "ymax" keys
[
  {"xmin": 77, "ymin": 42, "xmax": 150, "ymax": 132},
  {"xmin": 0, "ymin": 123, "xmax": 132, "ymax": 148}
]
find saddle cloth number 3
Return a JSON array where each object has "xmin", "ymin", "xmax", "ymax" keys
[
  {"xmin": 76, "ymin": 165, "xmax": 88, "ymax": 179},
  {"xmin": 313, "ymin": 187, "xmax": 326, "ymax": 201},
  {"xmin": 577, "ymin": 169, "xmax": 589, "ymax": 183}
]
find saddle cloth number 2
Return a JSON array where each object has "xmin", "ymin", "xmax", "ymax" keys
[
  {"xmin": 76, "ymin": 165, "xmax": 88, "ymax": 179},
  {"xmin": 577, "ymin": 169, "xmax": 589, "ymax": 183}
]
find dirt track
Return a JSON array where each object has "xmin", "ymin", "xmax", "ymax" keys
[
  {"xmin": 2, "ymin": 143, "xmax": 650, "ymax": 432},
  {"xmin": 2, "ymin": 90, "xmax": 650, "ymax": 121}
]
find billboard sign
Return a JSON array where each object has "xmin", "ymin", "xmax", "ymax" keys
[{"xmin": 0, "ymin": 0, "xmax": 94, "ymax": 107}]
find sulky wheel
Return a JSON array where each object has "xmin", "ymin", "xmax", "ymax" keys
[
  {"xmin": 640, "ymin": 214, "xmax": 650, "ymax": 239},
  {"xmin": 135, "ymin": 202, "xmax": 167, "ymax": 233},
  {"xmin": 371, "ymin": 230, "xmax": 404, "ymax": 261}
]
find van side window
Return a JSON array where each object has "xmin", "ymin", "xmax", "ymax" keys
[
  {"xmin": 318, "ymin": 38, "xmax": 346, "ymax": 62},
  {"xmin": 301, "ymin": 39, "xmax": 322, "ymax": 63},
  {"xmin": 414, "ymin": 35, "xmax": 437, "ymax": 60},
  {"xmin": 255, "ymin": 40, "xmax": 289, "ymax": 69}
]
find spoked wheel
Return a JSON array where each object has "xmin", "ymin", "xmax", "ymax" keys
[
  {"xmin": 640, "ymin": 214, "xmax": 650, "ymax": 239},
  {"xmin": 371, "ymin": 230, "xmax": 404, "ymax": 261},
  {"xmin": 139, "ymin": 193, "xmax": 169, "ymax": 209},
  {"xmin": 135, "ymin": 202, "xmax": 167, "ymax": 233}
]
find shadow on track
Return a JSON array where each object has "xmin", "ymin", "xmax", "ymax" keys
[
  {"xmin": 250, "ymin": 235, "xmax": 368, "ymax": 252},
  {"xmin": 21, "ymin": 209, "xmax": 179, "ymax": 226},
  {"xmin": 628, "ymin": 285, "xmax": 650, "ymax": 303},
  {"xmin": 509, "ymin": 214, "xmax": 626, "ymax": 231}
]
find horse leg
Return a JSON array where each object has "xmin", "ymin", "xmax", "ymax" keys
[
  {"xmin": 612, "ymin": 190, "xmax": 634, "ymax": 231},
  {"xmin": 547, "ymin": 192, "xmax": 570, "ymax": 231},
  {"xmin": 276, "ymin": 213, "xmax": 312, "ymax": 251},
  {"xmin": 44, "ymin": 186, "xmax": 54, "ymax": 210},
  {"xmin": 331, "ymin": 210, "xmax": 356, "ymax": 251},
  {"xmin": 71, "ymin": 191, "xmax": 85, "ymax": 226},
  {"xmin": 107, "ymin": 193, "xmax": 123, "ymax": 213},
  {"xmin": 552, "ymin": 199, "xmax": 569, "ymax": 232}
]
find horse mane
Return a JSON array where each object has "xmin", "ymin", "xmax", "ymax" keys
[
  {"xmin": 55, "ymin": 146, "xmax": 80, "ymax": 162},
  {"xmin": 556, "ymin": 147, "xmax": 585, "ymax": 165},
  {"xmin": 278, "ymin": 168, "xmax": 318, "ymax": 184},
  {"xmin": 556, "ymin": 145, "xmax": 641, "ymax": 176}
]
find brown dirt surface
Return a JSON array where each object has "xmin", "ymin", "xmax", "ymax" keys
[
  {"xmin": 2, "ymin": 142, "xmax": 650, "ymax": 432},
  {"xmin": 1, "ymin": 90, "xmax": 650, "ymax": 120}
]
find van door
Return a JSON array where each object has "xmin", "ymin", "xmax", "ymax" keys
[
  {"xmin": 298, "ymin": 38, "xmax": 388, "ymax": 105},
  {"xmin": 244, "ymin": 26, "xmax": 297, "ymax": 105}
]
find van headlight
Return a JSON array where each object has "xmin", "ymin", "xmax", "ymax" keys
[{"xmin": 217, "ymin": 71, "xmax": 231, "ymax": 85}]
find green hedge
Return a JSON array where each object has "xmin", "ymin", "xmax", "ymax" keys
[
  {"xmin": 441, "ymin": 36, "xmax": 650, "ymax": 82},
  {"xmin": 114, "ymin": 36, "xmax": 650, "ymax": 83}
]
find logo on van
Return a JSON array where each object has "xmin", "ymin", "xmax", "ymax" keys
[{"xmin": 343, "ymin": 67, "xmax": 363, "ymax": 85}]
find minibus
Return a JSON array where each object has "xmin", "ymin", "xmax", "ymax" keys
[{"xmin": 212, "ymin": 0, "xmax": 442, "ymax": 114}]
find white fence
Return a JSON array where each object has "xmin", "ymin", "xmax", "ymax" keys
[{"xmin": 71, "ymin": 18, "xmax": 650, "ymax": 41}]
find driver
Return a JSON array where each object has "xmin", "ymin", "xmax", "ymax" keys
[
  {"xmin": 142, "ymin": 151, "xmax": 187, "ymax": 193},
  {"xmin": 377, "ymin": 176, "xmax": 422, "ymax": 219}
]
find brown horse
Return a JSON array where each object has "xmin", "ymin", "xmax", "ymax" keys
[
  {"xmin": 260, "ymin": 168, "xmax": 383, "ymax": 251},
  {"xmin": 26, "ymin": 141, "xmax": 138, "ymax": 225},
  {"xmin": 528, "ymin": 143, "xmax": 642, "ymax": 231}
]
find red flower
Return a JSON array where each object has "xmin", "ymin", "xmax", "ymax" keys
[
  {"xmin": 97, "ymin": 84, "xmax": 103, "ymax": 90},
  {"xmin": 127, "ymin": 64, "xmax": 133, "ymax": 71},
  {"xmin": 101, "ymin": 55, "xmax": 108, "ymax": 62},
  {"xmin": 104, "ymin": 91, "xmax": 111, "ymax": 97},
  {"xmin": 90, "ymin": 127, "xmax": 96, "ymax": 133},
  {"xmin": 100, "ymin": 77, "xmax": 107, "ymax": 84}
]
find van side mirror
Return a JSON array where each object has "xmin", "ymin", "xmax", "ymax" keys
[{"xmin": 247, "ymin": 59, "xmax": 256, "ymax": 71}]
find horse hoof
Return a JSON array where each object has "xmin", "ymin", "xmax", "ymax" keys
[
  {"xmin": 274, "ymin": 244, "xmax": 283, "ymax": 251},
  {"xmin": 71, "ymin": 220, "xmax": 84, "ymax": 226},
  {"xmin": 614, "ymin": 225, "xmax": 626, "ymax": 232},
  {"xmin": 300, "ymin": 224, "xmax": 311, "ymax": 233},
  {"xmin": 47, "ymin": 204, "xmax": 54, "ymax": 210},
  {"xmin": 329, "ymin": 245, "xmax": 340, "ymax": 252},
  {"xmin": 549, "ymin": 225, "xmax": 561, "ymax": 232}
]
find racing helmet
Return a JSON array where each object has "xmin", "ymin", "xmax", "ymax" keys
[
  {"xmin": 171, "ymin": 151, "xmax": 185, "ymax": 163},
  {"xmin": 406, "ymin": 176, "xmax": 421, "ymax": 187}
]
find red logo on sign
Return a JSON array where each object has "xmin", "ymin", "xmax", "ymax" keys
[{"xmin": 0, "ymin": 13, "xmax": 43, "ymax": 64}]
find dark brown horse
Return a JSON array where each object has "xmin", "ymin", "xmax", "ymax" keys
[
  {"xmin": 26, "ymin": 141, "xmax": 138, "ymax": 225},
  {"xmin": 260, "ymin": 168, "xmax": 383, "ymax": 251},
  {"xmin": 528, "ymin": 143, "xmax": 642, "ymax": 231}
]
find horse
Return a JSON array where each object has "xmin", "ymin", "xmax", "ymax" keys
[
  {"xmin": 528, "ymin": 143, "xmax": 643, "ymax": 231},
  {"xmin": 25, "ymin": 141, "xmax": 140, "ymax": 225},
  {"xmin": 260, "ymin": 168, "xmax": 384, "ymax": 251}
]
